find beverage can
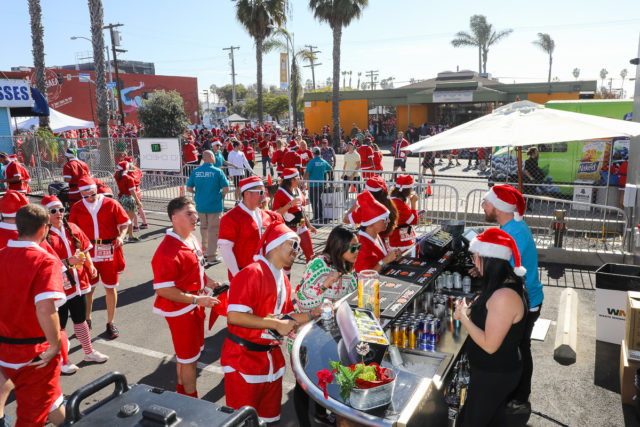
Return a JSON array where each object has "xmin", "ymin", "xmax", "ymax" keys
[
  {"xmin": 408, "ymin": 326, "xmax": 417, "ymax": 349},
  {"xmin": 398, "ymin": 324, "xmax": 408, "ymax": 349},
  {"xmin": 390, "ymin": 324, "xmax": 400, "ymax": 347}
]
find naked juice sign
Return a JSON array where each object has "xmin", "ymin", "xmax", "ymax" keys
[{"xmin": 577, "ymin": 140, "xmax": 608, "ymax": 181}]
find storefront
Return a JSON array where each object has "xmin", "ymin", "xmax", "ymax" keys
[
  {"xmin": 0, "ymin": 79, "xmax": 35, "ymax": 153},
  {"xmin": 303, "ymin": 71, "xmax": 597, "ymax": 137}
]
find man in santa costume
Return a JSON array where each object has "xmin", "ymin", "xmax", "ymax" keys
[
  {"xmin": 270, "ymin": 139, "xmax": 289, "ymax": 177},
  {"xmin": 480, "ymin": 184, "xmax": 543, "ymax": 414},
  {"xmin": 0, "ymin": 190, "xmax": 29, "ymax": 248},
  {"xmin": 221, "ymin": 220, "xmax": 320, "ymax": 423},
  {"xmin": 392, "ymin": 131, "xmax": 410, "ymax": 173},
  {"xmin": 0, "ymin": 153, "xmax": 30, "ymax": 193},
  {"xmin": 257, "ymin": 129, "xmax": 274, "ymax": 177},
  {"xmin": 357, "ymin": 137, "xmax": 375, "ymax": 179},
  {"xmin": 0, "ymin": 204, "xmax": 67, "ymax": 426},
  {"xmin": 62, "ymin": 148, "xmax": 91, "ymax": 206},
  {"xmin": 388, "ymin": 174, "xmax": 419, "ymax": 253},
  {"xmin": 152, "ymin": 197, "xmax": 222, "ymax": 398},
  {"xmin": 69, "ymin": 176, "xmax": 130, "ymax": 339},
  {"xmin": 216, "ymin": 176, "xmax": 281, "ymax": 328}
]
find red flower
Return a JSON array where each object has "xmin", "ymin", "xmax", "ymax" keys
[{"xmin": 317, "ymin": 369, "xmax": 334, "ymax": 399}]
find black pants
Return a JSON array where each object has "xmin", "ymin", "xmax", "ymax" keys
[
  {"xmin": 309, "ymin": 185, "xmax": 324, "ymax": 221},
  {"xmin": 458, "ymin": 366, "xmax": 521, "ymax": 427},
  {"xmin": 342, "ymin": 175, "xmax": 360, "ymax": 196},
  {"xmin": 293, "ymin": 382, "xmax": 326, "ymax": 427},
  {"xmin": 58, "ymin": 294, "xmax": 87, "ymax": 329},
  {"xmin": 510, "ymin": 305, "xmax": 541, "ymax": 403}
]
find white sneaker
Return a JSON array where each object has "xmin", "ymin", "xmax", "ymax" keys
[
  {"xmin": 61, "ymin": 363, "xmax": 79, "ymax": 375},
  {"xmin": 83, "ymin": 350, "xmax": 109, "ymax": 363}
]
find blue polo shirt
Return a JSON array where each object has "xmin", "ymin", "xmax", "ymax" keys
[
  {"xmin": 213, "ymin": 151, "xmax": 225, "ymax": 168},
  {"xmin": 186, "ymin": 163, "xmax": 229, "ymax": 214},
  {"xmin": 306, "ymin": 156, "xmax": 332, "ymax": 187},
  {"xmin": 501, "ymin": 219, "xmax": 544, "ymax": 308}
]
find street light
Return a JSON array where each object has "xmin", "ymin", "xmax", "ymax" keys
[{"xmin": 70, "ymin": 35, "xmax": 112, "ymax": 82}]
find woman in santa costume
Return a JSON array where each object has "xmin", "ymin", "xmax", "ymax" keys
[
  {"xmin": 345, "ymin": 176, "xmax": 398, "ymax": 246},
  {"xmin": 115, "ymin": 161, "xmax": 142, "ymax": 242},
  {"xmin": 68, "ymin": 176, "xmax": 130, "ymax": 340},
  {"xmin": 221, "ymin": 220, "xmax": 320, "ymax": 423},
  {"xmin": 388, "ymin": 175, "xmax": 419, "ymax": 253},
  {"xmin": 272, "ymin": 168, "xmax": 317, "ymax": 277},
  {"xmin": 124, "ymin": 156, "xmax": 149, "ymax": 231},
  {"xmin": 42, "ymin": 195, "xmax": 109, "ymax": 375},
  {"xmin": 151, "ymin": 197, "xmax": 222, "ymax": 398},
  {"xmin": 352, "ymin": 190, "xmax": 402, "ymax": 273}
]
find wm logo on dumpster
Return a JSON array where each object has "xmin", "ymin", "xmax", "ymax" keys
[{"xmin": 607, "ymin": 308, "xmax": 626, "ymax": 317}]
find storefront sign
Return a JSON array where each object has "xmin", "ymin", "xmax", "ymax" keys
[
  {"xmin": 433, "ymin": 91, "xmax": 473, "ymax": 103},
  {"xmin": 280, "ymin": 52, "xmax": 288, "ymax": 89},
  {"xmin": 0, "ymin": 80, "xmax": 33, "ymax": 108}
]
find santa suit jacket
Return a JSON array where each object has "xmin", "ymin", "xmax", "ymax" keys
[{"xmin": 355, "ymin": 230, "xmax": 388, "ymax": 273}]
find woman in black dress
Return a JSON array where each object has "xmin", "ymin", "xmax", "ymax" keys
[{"xmin": 455, "ymin": 228, "xmax": 529, "ymax": 426}]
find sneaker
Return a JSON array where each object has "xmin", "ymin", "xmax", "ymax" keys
[
  {"xmin": 106, "ymin": 322, "xmax": 119, "ymax": 339},
  {"xmin": 132, "ymin": 226, "xmax": 140, "ymax": 231},
  {"xmin": 128, "ymin": 236, "xmax": 140, "ymax": 242},
  {"xmin": 61, "ymin": 363, "xmax": 79, "ymax": 375},
  {"xmin": 140, "ymin": 223, "xmax": 149, "ymax": 229},
  {"xmin": 84, "ymin": 350, "xmax": 109, "ymax": 363},
  {"xmin": 505, "ymin": 399, "xmax": 531, "ymax": 415},
  {"xmin": 430, "ymin": 179, "xmax": 436, "ymax": 184}
]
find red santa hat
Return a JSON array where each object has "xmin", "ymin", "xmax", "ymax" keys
[
  {"xmin": 282, "ymin": 168, "xmax": 299, "ymax": 180},
  {"xmin": 469, "ymin": 228, "xmax": 526, "ymax": 276},
  {"xmin": 123, "ymin": 156, "xmax": 134, "ymax": 163},
  {"xmin": 239, "ymin": 176, "xmax": 264, "ymax": 193},
  {"xmin": 350, "ymin": 190, "xmax": 389, "ymax": 227},
  {"xmin": 365, "ymin": 175, "xmax": 387, "ymax": 193},
  {"xmin": 77, "ymin": 176, "xmax": 97, "ymax": 192},
  {"xmin": 395, "ymin": 174, "xmax": 414, "ymax": 190},
  {"xmin": 254, "ymin": 219, "xmax": 299, "ymax": 259},
  {"xmin": 484, "ymin": 185, "xmax": 525, "ymax": 222},
  {"xmin": 7, "ymin": 154, "xmax": 18, "ymax": 162},
  {"xmin": 41, "ymin": 195, "xmax": 63, "ymax": 209},
  {"xmin": 117, "ymin": 161, "xmax": 129, "ymax": 172},
  {"xmin": 1, "ymin": 190, "xmax": 29, "ymax": 218},
  {"xmin": 94, "ymin": 178, "xmax": 114, "ymax": 197}
]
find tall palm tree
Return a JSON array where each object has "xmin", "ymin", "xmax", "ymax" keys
[
  {"xmin": 572, "ymin": 68, "xmax": 580, "ymax": 80},
  {"xmin": 348, "ymin": 70, "xmax": 352, "ymax": 88},
  {"xmin": 309, "ymin": 0, "xmax": 368, "ymax": 147},
  {"xmin": 235, "ymin": 0, "xmax": 287, "ymax": 124},
  {"xmin": 299, "ymin": 48, "xmax": 318, "ymax": 90},
  {"xmin": 600, "ymin": 68, "xmax": 608, "ymax": 90},
  {"xmin": 451, "ymin": 15, "xmax": 512, "ymax": 74},
  {"xmin": 28, "ymin": 0, "xmax": 48, "ymax": 129},
  {"xmin": 342, "ymin": 71, "xmax": 347, "ymax": 89},
  {"xmin": 356, "ymin": 71, "xmax": 362, "ymax": 90},
  {"xmin": 620, "ymin": 68, "xmax": 628, "ymax": 93},
  {"xmin": 533, "ymin": 33, "xmax": 555, "ymax": 83},
  {"xmin": 88, "ymin": 0, "xmax": 113, "ymax": 166}
]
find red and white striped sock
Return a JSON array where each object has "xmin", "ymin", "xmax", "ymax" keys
[{"xmin": 73, "ymin": 322, "xmax": 94, "ymax": 355}]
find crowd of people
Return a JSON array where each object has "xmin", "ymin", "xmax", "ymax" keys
[{"xmin": 0, "ymin": 117, "xmax": 543, "ymax": 426}]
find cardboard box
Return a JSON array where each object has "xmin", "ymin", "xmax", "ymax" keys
[
  {"xmin": 620, "ymin": 340, "xmax": 640, "ymax": 405},
  {"xmin": 626, "ymin": 292, "xmax": 640, "ymax": 359}
]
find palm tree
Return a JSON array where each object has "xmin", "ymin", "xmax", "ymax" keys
[
  {"xmin": 309, "ymin": 0, "xmax": 369, "ymax": 146},
  {"xmin": 572, "ymin": 68, "xmax": 580, "ymax": 80},
  {"xmin": 620, "ymin": 68, "xmax": 628, "ymax": 94},
  {"xmin": 28, "ymin": 0, "xmax": 48, "ymax": 129},
  {"xmin": 600, "ymin": 68, "xmax": 608, "ymax": 89},
  {"xmin": 87, "ymin": 0, "xmax": 113, "ymax": 167},
  {"xmin": 533, "ymin": 33, "xmax": 555, "ymax": 83},
  {"xmin": 299, "ymin": 48, "xmax": 318, "ymax": 90},
  {"xmin": 342, "ymin": 71, "xmax": 347, "ymax": 89},
  {"xmin": 357, "ymin": 71, "xmax": 362, "ymax": 90},
  {"xmin": 451, "ymin": 15, "xmax": 513, "ymax": 74},
  {"xmin": 348, "ymin": 70, "xmax": 352, "ymax": 88},
  {"xmin": 235, "ymin": 0, "xmax": 287, "ymax": 124}
]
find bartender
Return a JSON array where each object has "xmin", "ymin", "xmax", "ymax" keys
[
  {"xmin": 388, "ymin": 174, "xmax": 419, "ymax": 252},
  {"xmin": 352, "ymin": 190, "xmax": 402, "ymax": 272}
]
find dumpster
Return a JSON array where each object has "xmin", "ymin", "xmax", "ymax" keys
[{"xmin": 595, "ymin": 264, "xmax": 640, "ymax": 344}]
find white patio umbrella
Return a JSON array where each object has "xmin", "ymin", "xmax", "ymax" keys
[
  {"xmin": 14, "ymin": 108, "xmax": 94, "ymax": 133},
  {"xmin": 404, "ymin": 100, "xmax": 640, "ymax": 191}
]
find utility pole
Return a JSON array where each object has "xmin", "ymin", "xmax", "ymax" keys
[
  {"xmin": 365, "ymin": 70, "xmax": 379, "ymax": 90},
  {"xmin": 104, "ymin": 23, "xmax": 126, "ymax": 126},
  {"xmin": 627, "ymin": 34, "xmax": 640, "ymax": 261},
  {"xmin": 303, "ymin": 45, "xmax": 321, "ymax": 90},
  {"xmin": 223, "ymin": 46, "xmax": 240, "ymax": 103},
  {"xmin": 202, "ymin": 89, "xmax": 210, "ymax": 125}
]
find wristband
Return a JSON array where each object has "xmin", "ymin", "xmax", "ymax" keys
[
  {"xmin": 192, "ymin": 295, "xmax": 198, "ymax": 305},
  {"xmin": 378, "ymin": 260, "xmax": 385, "ymax": 268}
]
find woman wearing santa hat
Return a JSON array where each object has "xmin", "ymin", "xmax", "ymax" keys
[
  {"xmin": 352, "ymin": 190, "xmax": 402, "ymax": 273},
  {"xmin": 454, "ymin": 228, "xmax": 528, "ymax": 427},
  {"xmin": 115, "ymin": 161, "xmax": 142, "ymax": 242},
  {"xmin": 42, "ymin": 195, "xmax": 109, "ymax": 374},
  {"xmin": 272, "ymin": 168, "xmax": 317, "ymax": 277},
  {"xmin": 344, "ymin": 175, "xmax": 398, "ymax": 244},
  {"xmin": 388, "ymin": 175, "xmax": 419, "ymax": 253},
  {"xmin": 124, "ymin": 156, "xmax": 149, "ymax": 231}
]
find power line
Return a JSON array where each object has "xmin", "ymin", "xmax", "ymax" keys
[
  {"xmin": 365, "ymin": 70, "xmax": 379, "ymax": 90},
  {"xmin": 303, "ymin": 44, "xmax": 321, "ymax": 90},
  {"xmin": 104, "ymin": 23, "xmax": 126, "ymax": 126},
  {"xmin": 222, "ymin": 46, "xmax": 240, "ymax": 103}
]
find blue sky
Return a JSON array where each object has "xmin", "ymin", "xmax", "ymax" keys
[{"xmin": 2, "ymin": 0, "xmax": 639, "ymax": 100}]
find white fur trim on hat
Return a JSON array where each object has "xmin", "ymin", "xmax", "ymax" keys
[
  {"xmin": 469, "ymin": 238, "xmax": 513, "ymax": 262},
  {"xmin": 78, "ymin": 183, "xmax": 97, "ymax": 192},
  {"xmin": 484, "ymin": 188, "xmax": 518, "ymax": 215},
  {"xmin": 265, "ymin": 231, "xmax": 299, "ymax": 254},
  {"xmin": 365, "ymin": 184, "xmax": 382, "ymax": 192},
  {"xmin": 513, "ymin": 266, "xmax": 527, "ymax": 277},
  {"xmin": 240, "ymin": 180, "xmax": 264, "ymax": 193},
  {"xmin": 282, "ymin": 170, "xmax": 299, "ymax": 180},
  {"xmin": 395, "ymin": 183, "xmax": 414, "ymax": 190},
  {"xmin": 360, "ymin": 211, "xmax": 389, "ymax": 227},
  {"xmin": 2, "ymin": 212, "xmax": 16, "ymax": 218},
  {"xmin": 46, "ymin": 201, "xmax": 63, "ymax": 208}
]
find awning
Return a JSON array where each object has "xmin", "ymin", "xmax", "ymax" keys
[
  {"xmin": 14, "ymin": 108, "xmax": 94, "ymax": 133},
  {"xmin": 9, "ymin": 87, "xmax": 50, "ymax": 117}
]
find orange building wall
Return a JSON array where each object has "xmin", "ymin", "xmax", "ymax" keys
[
  {"xmin": 397, "ymin": 105, "xmax": 428, "ymax": 131},
  {"xmin": 304, "ymin": 99, "xmax": 368, "ymax": 134},
  {"xmin": 527, "ymin": 92, "xmax": 580, "ymax": 104}
]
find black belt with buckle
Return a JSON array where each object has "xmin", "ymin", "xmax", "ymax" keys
[
  {"xmin": 227, "ymin": 332, "xmax": 278, "ymax": 352},
  {"xmin": 0, "ymin": 335, "xmax": 46, "ymax": 345},
  {"xmin": 91, "ymin": 238, "xmax": 115, "ymax": 245}
]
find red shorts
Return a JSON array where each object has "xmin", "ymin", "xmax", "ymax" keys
[
  {"xmin": 224, "ymin": 370, "xmax": 282, "ymax": 422},
  {"xmin": 3, "ymin": 355, "xmax": 63, "ymax": 426},
  {"xmin": 166, "ymin": 306, "xmax": 205, "ymax": 364},
  {"xmin": 90, "ymin": 260, "xmax": 120, "ymax": 288}
]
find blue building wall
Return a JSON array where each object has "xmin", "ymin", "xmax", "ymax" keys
[{"xmin": 0, "ymin": 108, "xmax": 14, "ymax": 154}]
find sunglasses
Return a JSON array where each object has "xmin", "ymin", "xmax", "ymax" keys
[
  {"xmin": 348, "ymin": 243, "xmax": 362, "ymax": 253},
  {"xmin": 247, "ymin": 189, "xmax": 266, "ymax": 196},
  {"xmin": 290, "ymin": 240, "xmax": 299, "ymax": 251},
  {"xmin": 82, "ymin": 193, "xmax": 97, "ymax": 199},
  {"xmin": 49, "ymin": 207, "xmax": 65, "ymax": 214}
]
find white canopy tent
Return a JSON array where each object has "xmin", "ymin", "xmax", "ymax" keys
[
  {"xmin": 13, "ymin": 108, "xmax": 94, "ymax": 134},
  {"xmin": 404, "ymin": 101, "xmax": 640, "ymax": 153}
]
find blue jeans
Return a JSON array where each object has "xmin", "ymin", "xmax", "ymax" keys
[
  {"xmin": 262, "ymin": 156, "xmax": 274, "ymax": 177},
  {"xmin": 309, "ymin": 185, "xmax": 324, "ymax": 221}
]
